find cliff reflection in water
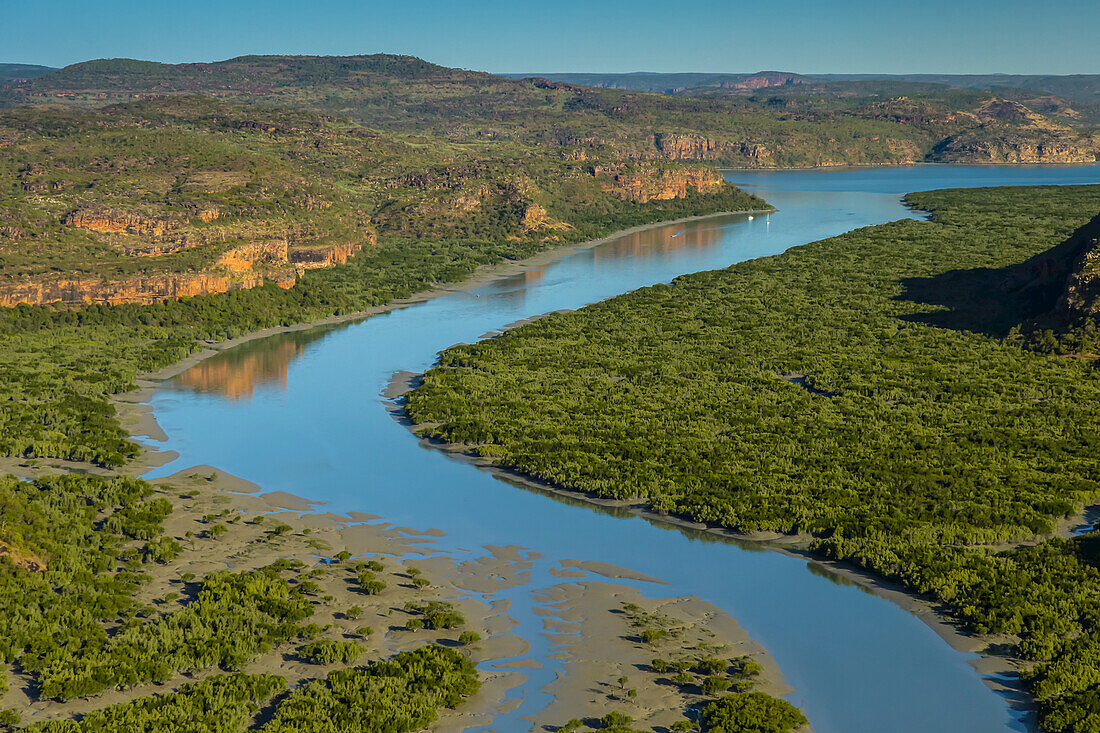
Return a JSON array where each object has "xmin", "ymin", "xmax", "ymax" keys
[
  {"xmin": 170, "ymin": 216, "xmax": 748, "ymax": 399},
  {"xmin": 171, "ymin": 326, "xmax": 345, "ymax": 400},
  {"xmin": 592, "ymin": 215, "xmax": 748, "ymax": 263},
  {"xmin": 479, "ymin": 214, "xmax": 752, "ymax": 309},
  {"xmin": 480, "ymin": 268, "xmax": 546, "ymax": 308}
]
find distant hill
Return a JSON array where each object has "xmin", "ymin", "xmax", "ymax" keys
[
  {"xmin": 507, "ymin": 71, "xmax": 1100, "ymax": 105},
  {"xmin": 812, "ymin": 74, "xmax": 1100, "ymax": 105},
  {"xmin": 30, "ymin": 54, "xmax": 470, "ymax": 90},
  {"xmin": 500, "ymin": 71, "xmax": 806, "ymax": 94},
  {"xmin": 0, "ymin": 63, "xmax": 56, "ymax": 82},
  {"xmin": 3, "ymin": 55, "xmax": 1096, "ymax": 167}
]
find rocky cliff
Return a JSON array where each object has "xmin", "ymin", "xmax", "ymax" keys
[
  {"xmin": 602, "ymin": 164, "xmax": 727, "ymax": 203},
  {"xmin": 288, "ymin": 241, "xmax": 363, "ymax": 269},
  {"xmin": 1057, "ymin": 214, "xmax": 1100, "ymax": 322},
  {"xmin": 0, "ymin": 273, "xmax": 266, "ymax": 307},
  {"xmin": 0, "ymin": 235, "xmax": 370, "ymax": 307},
  {"xmin": 216, "ymin": 240, "xmax": 291, "ymax": 273},
  {"xmin": 931, "ymin": 134, "xmax": 1096, "ymax": 164},
  {"xmin": 653, "ymin": 133, "xmax": 773, "ymax": 163},
  {"xmin": 65, "ymin": 209, "xmax": 170, "ymax": 237}
]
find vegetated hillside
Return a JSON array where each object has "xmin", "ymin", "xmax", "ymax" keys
[
  {"xmin": 0, "ymin": 95, "xmax": 759, "ymax": 306},
  {"xmin": 405, "ymin": 185, "xmax": 1100, "ymax": 732},
  {"xmin": 2, "ymin": 55, "xmax": 1096, "ymax": 166},
  {"xmin": 0, "ymin": 65, "xmax": 56, "ymax": 82}
]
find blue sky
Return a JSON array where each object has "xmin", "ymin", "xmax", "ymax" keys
[{"xmin": 4, "ymin": 0, "xmax": 1098, "ymax": 74}]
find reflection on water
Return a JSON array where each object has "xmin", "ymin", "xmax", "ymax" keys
[
  {"xmin": 477, "ymin": 268, "xmax": 546, "ymax": 309},
  {"xmin": 591, "ymin": 215, "xmax": 749, "ymax": 263},
  {"xmin": 170, "ymin": 326, "xmax": 344, "ymax": 400},
  {"xmin": 805, "ymin": 560, "xmax": 879, "ymax": 596},
  {"xmin": 493, "ymin": 465, "xmax": 786, "ymax": 551}
]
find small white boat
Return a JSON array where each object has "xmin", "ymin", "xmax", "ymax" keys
[{"xmin": 747, "ymin": 215, "xmax": 754, "ymax": 221}]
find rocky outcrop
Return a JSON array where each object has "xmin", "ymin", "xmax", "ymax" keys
[
  {"xmin": 518, "ymin": 203, "xmax": 573, "ymax": 235},
  {"xmin": 0, "ymin": 237, "xmax": 372, "ymax": 307},
  {"xmin": 717, "ymin": 72, "xmax": 801, "ymax": 91},
  {"xmin": 976, "ymin": 98, "xmax": 1068, "ymax": 129},
  {"xmin": 64, "ymin": 209, "xmax": 170, "ymax": 237},
  {"xmin": 604, "ymin": 165, "xmax": 726, "ymax": 203},
  {"xmin": 931, "ymin": 99, "xmax": 1095, "ymax": 163},
  {"xmin": 288, "ymin": 241, "xmax": 363, "ymax": 269},
  {"xmin": 520, "ymin": 204, "xmax": 550, "ymax": 232},
  {"xmin": 931, "ymin": 134, "xmax": 1096, "ymax": 163},
  {"xmin": 197, "ymin": 205, "xmax": 221, "ymax": 223},
  {"xmin": 0, "ymin": 273, "xmax": 258, "ymax": 307},
  {"xmin": 653, "ymin": 133, "xmax": 772, "ymax": 163},
  {"xmin": 1058, "ymin": 214, "xmax": 1100, "ymax": 322},
  {"xmin": 217, "ymin": 240, "xmax": 290, "ymax": 273}
]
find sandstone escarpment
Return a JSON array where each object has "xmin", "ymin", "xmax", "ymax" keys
[
  {"xmin": 217, "ymin": 240, "xmax": 290, "ymax": 273},
  {"xmin": 931, "ymin": 134, "xmax": 1096, "ymax": 164},
  {"xmin": 0, "ymin": 236, "xmax": 372, "ymax": 307},
  {"xmin": 653, "ymin": 133, "xmax": 772, "ymax": 163},
  {"xmin": 65, "ymin": 209, "xmax": 170, "ymax": 237},
  {"xmin": 602, "ymin": 165, "xmax": 726, "ymax": 203},
  {"xmin": 0, "ymin": 273, "xmax": 263, "ymax": 308},
  {"xmin": 288, "ymin": 240, "xmax": 364, "ymax": 269},
  {"xmin": 720, "ymin": 72, "xmax": 801, "ymax": 91}
]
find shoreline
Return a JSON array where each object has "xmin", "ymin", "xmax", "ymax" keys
[{"xmin": 387, "ymin": 373, "xmax": 1038, "ymax": 730}]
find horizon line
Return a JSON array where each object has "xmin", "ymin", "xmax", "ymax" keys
[{"xmin": 1, "ymin": 56, "xmax": 1097, "ymax": 78}]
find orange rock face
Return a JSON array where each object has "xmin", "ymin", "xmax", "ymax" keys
[
  {"xmin": 0, "ymin": 273, "xmax": 263, "ymax": 307},
  {"xmin": 65, "ymin": 209, "xmax": 169, "ymax": 237},
  {"xmin": 288, "ymin": 241, "xmax": 363, "ymax": 270},
  {"xmin": 652, "ymin": 133, "xmax": 773, "ymax": 164},
  {"xmin": 197, "ymin": 206, "xmax": 221, "ymax": 223},
  {"xmin": 605, "ymin": 166, "xmax": 726, "ymax": 203},
  {"xmin": 217, "ymin": 240, "xmax": 290, "ymax": 273},
  {"xmin": 0, "ymin": 229, "xmax": 375, "ymax": 307}
]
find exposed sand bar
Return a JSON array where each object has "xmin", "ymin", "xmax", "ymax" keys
[{"xmin": 395, "ymin": 383, "xmax": 1039, "ymax": 727}]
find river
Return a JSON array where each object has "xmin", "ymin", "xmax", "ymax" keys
[{"xmin": 143, "ymin": 164, "xmax": 1100, "ymax": 732}]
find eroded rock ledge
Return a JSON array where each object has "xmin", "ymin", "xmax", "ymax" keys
[{"xmin": 0, "ymin": 237, "xmax": 368, "ymax": 307}]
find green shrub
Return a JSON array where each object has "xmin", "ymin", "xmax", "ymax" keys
[
  {"xmin": 297, "ymin": 640, "xmax": 363, "ymax": 665},
  {"xmin": 699, "ymin": 693, "xmax": 808, "ymax": 733}
]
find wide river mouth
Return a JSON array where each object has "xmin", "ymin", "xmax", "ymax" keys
[{"xmin": 143, "ymin": 164, "xmax": 1100, "ymax": 732}]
